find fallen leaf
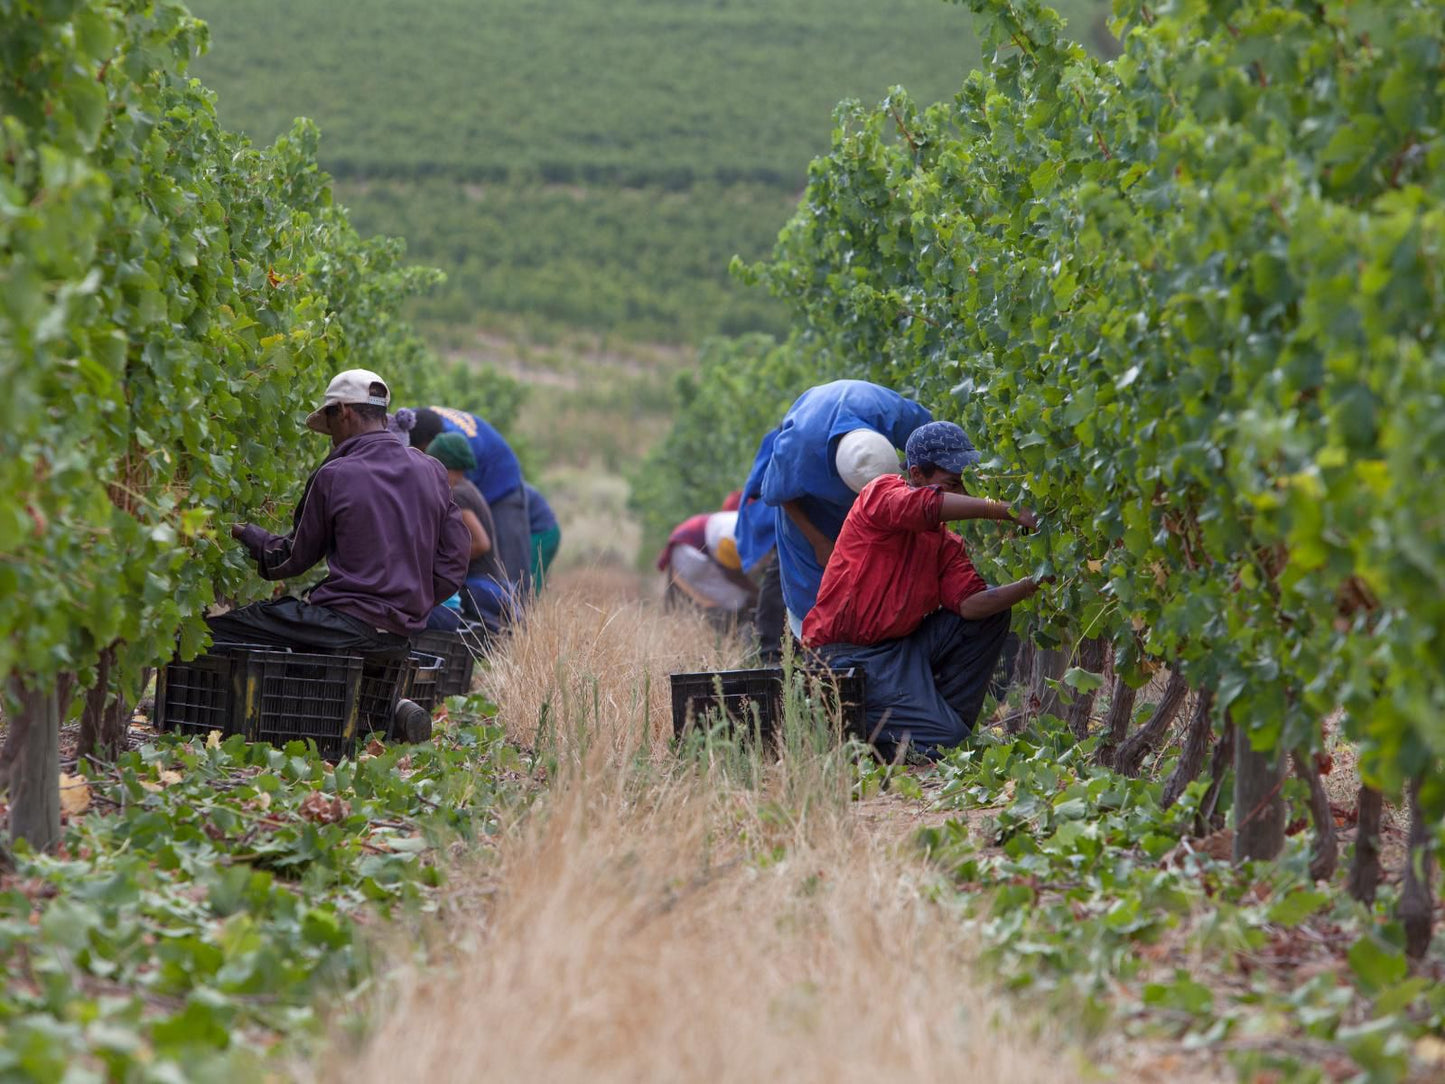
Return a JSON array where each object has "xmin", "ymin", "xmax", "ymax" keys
[
  {"xmin": 58, "ymin": 773, "xmax": 91, "ymax": 816},
  {"xmin": 254, "ymin": 790, "xmax": 272, "ymax": 810},
  {"xmin": 365, "ymin": 739, "xmax": 385, "ymax": 757},
  {"xmin": 139, "ymin": 780, "xmax": 161, "ymax": 793},
  {"xmin": 298, "ymin": 790, "xmax": 351, "ymax": 825},
  {"xmin": 1086, "ymin": 559, "xmax": 1104, "ymax": 573},
  {"xmin": 205, "ymin": 730, "xmax": 221, "ymax": 749},
  {"xmin": 158, "ymin": 769, "xmax": 183, "ymax": 787}
]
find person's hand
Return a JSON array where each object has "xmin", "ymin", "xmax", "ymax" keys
[
  {"xmin": 230, "ymin": 523, "xmax": 248, "ymax": 540},
  {"xmin": 1012, "ymin": 507, "xmax": 1038, "ymax": 531}
]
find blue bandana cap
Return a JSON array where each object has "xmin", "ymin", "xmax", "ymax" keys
[{"xmin": 905, "ymin": 421, "xmax": 981, "ymax": 474}]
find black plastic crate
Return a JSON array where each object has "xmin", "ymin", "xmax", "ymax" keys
[
  {"xmin": 670, "ymin": 666, "xmax": 868, "ymax": 744},
  {"xmin": 245, "ymin": 652, "xmax": 364, "ymax": 761},
  {"xmin": 357, "ymin": 654, "xmax": 415, "ymax": 737},
  {"xmin": 406, "ymin": 652, "xmax": 446, "ymax": 718},
  {"xmin": 157, "ymin": 654, "xmax": 238, "ymax": 740},
  {"xmin": 412, "ymin": 629, "xmax": 478, "ymax": 698},
  {"xmin": 155, "ymin": 642, "xmax": 280, "ymax": 740}
]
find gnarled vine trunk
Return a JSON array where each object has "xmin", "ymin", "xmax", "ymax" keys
[
  {"xmin": 1290, "ymin": 749, "xmax": 1338, "ymax": 882},
  {"xmin": 1095, "ymin": 667, "xmax": 1138, "ymax": 770},
  {"xmin": 1399, "ymin": 776, "xmax": 1434, "ymax": 960},
  {"xmin": 1347, "ymin": 785, "xmax": 1383, "ymax": 906},
  {"xmin": 1113, "ymin": 670, "xmax": 1188, "ymax": 778},
  {"xmin": 2, "ymin": 675, "xmax": 76, "ymax": 853},
  {"xmin": 1027, "ymin": 641, "xmax": 1069, "ymax": 724},
  {"xmin": 1161, "ymin": 688, "xmax": 1215, "ymax": 809},
  {"xmin": 78, "ymin": 647, "xmax": 141, "ymax": 763},
  {"xmin": 1065, "ymin": 636, "xmax": 1106, "ymax": 741},
  {"xmin": 1195, "ymin": 717, "xmax": 1236, "ymax": 836},
  {"xmin": 1233, "ymin": 732, "xmax": 1285, "ymax": 863}
]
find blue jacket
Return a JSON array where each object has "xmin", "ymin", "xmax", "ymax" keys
[
  {"xmin": 428, "ymin": 407, "xmax": 524, "ymax": 506},
  {"xmin": 759, "ymin": 381, "xmax": 932, "ymax": 619},
  {"xmin": 735, "ymin": 429, "xmax": 779, "ymax": 573}
]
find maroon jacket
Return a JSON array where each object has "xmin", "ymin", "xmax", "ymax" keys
[{"xmin": 238, "ymin": 431, "xmax": 470, "ymax": 634}]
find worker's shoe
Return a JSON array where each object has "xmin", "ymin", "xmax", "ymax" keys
[{"xmin": 392, "ymin": 699, "xmax": 432, "ymax": 744}]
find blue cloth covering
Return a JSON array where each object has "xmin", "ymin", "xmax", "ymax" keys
[
  {"xmin": 759, "ymin": 381, "xmax": 932, "ymax": 619},
  {"xmin": 428, "ymin": 407, "xmax": 524, "ymax": 506},
  {"xmin": 524, "ymin": 483, "xmax": 558, "ymax": 534},
  {"xmin": 735, "ymin": 429, "xmax": 779, "ymax": 573}
]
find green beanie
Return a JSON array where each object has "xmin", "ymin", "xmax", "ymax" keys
[{"xmin": 427, "ymin": 431, "xmax": 476, "ymax": 472}]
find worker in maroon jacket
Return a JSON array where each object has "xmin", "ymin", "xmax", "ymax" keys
[
  {"xmin": 208, "ymin": 369, "xmax": 471, "ymax": 660},
  {"xmin": 804, "ymin": 421, "xmax": 1039, "ymax": 762}
]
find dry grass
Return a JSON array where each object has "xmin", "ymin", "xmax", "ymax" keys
[
  {"xmin": 323, "ymin": 569, "xmax": 1080, "ymax": 1084},
  {"xmin": 482, "ymin": 569, "xmax": 745, "ymax": 756}
]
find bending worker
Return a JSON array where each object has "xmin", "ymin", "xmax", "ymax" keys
[
  {"xmin": 423, "ymin": 433, "xmax": 515, "ymax": 634},
  {"xmin": 211, "ymin": 369, "xmax": 469, "ymax": 657},
  {"xmin": 408, "ymin": 407, "xmax": 532, "ymax": 598},
  {"xmin": 804, "ymin": 421, "xmax": 1039, "ymax": 762},
  {"xmin": 760, "ymin": 380, "xmax": 933, "ymax": 637},
  {"xmin": 657, "ymin": 509, "xmax": 756, "ymax": 621}
]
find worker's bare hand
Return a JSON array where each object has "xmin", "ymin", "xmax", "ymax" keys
[{"xmin": 1013, "ymin": 507, "xmax": 1038, "ymax": 531}]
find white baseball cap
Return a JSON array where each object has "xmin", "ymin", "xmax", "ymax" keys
[
  {"xmin": 835, "ymin": 428, "xmax": 900, "ymax": 493},
  {"xmin": 305, "ymin": 369, "xmax": 391, "ymax": 434}
]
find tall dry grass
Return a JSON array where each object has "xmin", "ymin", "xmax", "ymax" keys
[
  {"xmin": 324, "ymin": 569, "xmax": 1078, "ymax": 1084},
  {"xmin": 481, "ymin": 569, "xmax": 746, "ymax": 757}
]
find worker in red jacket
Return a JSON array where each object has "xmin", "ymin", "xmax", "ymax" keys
[{"xmin": 804, "ymin": 421, "xmax": 1039, "ymax": 762}]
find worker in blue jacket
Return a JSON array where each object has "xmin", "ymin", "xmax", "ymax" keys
[
  {"xmin": 407, "ymin": 407, "xmax": 533, "ymax": 600},
  {"xmin": 759, "ymin": 380, "xmax": 933, "ymax": 638}
]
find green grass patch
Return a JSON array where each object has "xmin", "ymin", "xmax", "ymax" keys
[
  {"xmin": 906, "ymin": 726, "xmax": 1445, "ymax": 1082},
  {"xmin": 0, "ymin": 708, "xmax": 531, "ymax": 1081}
]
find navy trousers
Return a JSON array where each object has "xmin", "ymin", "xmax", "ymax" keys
[{"xmin": 819, "ymin": 608, "xmax": 1011, "ymax": 759}]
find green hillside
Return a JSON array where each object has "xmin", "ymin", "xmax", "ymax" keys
[{"xmin": 191, "ymin": 0, "xmax": 1111, "ymax": 341}]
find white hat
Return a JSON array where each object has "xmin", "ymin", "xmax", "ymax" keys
[
  {"xmin": 705, "ymin": 511, "xmax": 741, "ymax": 570},
  {"xmin": 305, "ymin": 369, "xmax": 391, "ymax": 434},
  {"xmin": 835, "ymin": 428, "xmax": 900, "ymax": 493}
]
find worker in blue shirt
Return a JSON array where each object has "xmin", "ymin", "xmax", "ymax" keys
[
  {"xmin": 759, "ymin": 380, "xmax": 933, "ymax": 638},
  {"xmin": 408, "ymin": 407, "xmax": 533, "ymax": 600}
]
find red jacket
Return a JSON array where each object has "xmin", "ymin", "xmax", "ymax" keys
[{"xmin": 803, "ymin": 474, "xmax": 986, "ymax": 647}]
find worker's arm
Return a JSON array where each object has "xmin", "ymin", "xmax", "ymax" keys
[
  {"xmin": 938, "ymin": 493, "xmax": 1038, "ymax": 530},
  {"xmin": 956, "ymin": 576, "xmax": 1040, "ymax": 619},
  {"xmin": 234, "ymin": 470, "xmax": 332, "ymax": 581},
  {"xmin": 783, "ymin": 499, "xmax": 834, "ymax": 565},
  {"xmin": 460, "ymin": 508, "xmax": 491, "ymax": 559},
  {"xmin": 432, "ymin": 498, "xmax": 471, "ymax": 603}
]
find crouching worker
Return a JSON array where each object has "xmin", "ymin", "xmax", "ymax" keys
[
  {"xmin": 208, "ymin": 369, "xmax": 470, "ymax": 659},
  {"xmin": 803, "ymin": 421, "xmax": 1039, "ymax": 762},
  {"xmin": 424, "ymin": 432, "xmax": 516, "ymax": 635}
]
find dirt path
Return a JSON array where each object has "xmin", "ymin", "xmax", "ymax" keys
[{"xmin": 318, "ymin": 579, "xmax": 1086, "ymax": 1083}]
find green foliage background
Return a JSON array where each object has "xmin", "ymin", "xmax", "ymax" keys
[
  {"xmin": 186, "ymin": 0, "xmax": 1113, "ymax": 342},
  {"xmin": 628, "ymin": 334, "xmax": 829, "ymax": 554},
  {"xmin": 0, "ymin": 0, "xmax": 517, "ymax": 707},
  {"xmin": 739, "ymin": 0, "xmax": 1445, "ymax": 797}
]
